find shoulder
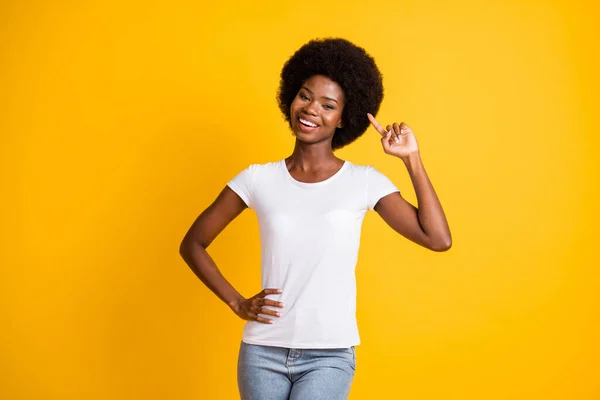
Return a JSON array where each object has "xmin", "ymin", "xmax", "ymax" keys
[
  {"xmin": 343, "ymin": 160, "xmax": 379, "ymax": 178},
  {"xmin": 230, "ymin": 159, "xmax": 284, "ymax": 184},
  {"xmin": 234, "ymin": 159, "xmax": 283, "ymax": 173},
  {"xmin": 227, "ymin": 160, "xmax": 284, "ymax": 207},
  {"xmin": 343, "ymin": 161, "xmax": 396, "ymax": 189},
  {"xmin": 254, "ymin": 160, "xmax": 284, "ymax": 170}
]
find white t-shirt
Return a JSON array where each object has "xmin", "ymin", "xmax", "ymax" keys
[{"xmin": 227, "ymin": 159, "xmax": 399, "ymax": 349}]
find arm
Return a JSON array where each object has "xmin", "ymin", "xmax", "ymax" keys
[
  {"xmin": 367, "ymin": 114, "xmax": 452, "ymax": 252},
  {"xmin": 374, "ymin": 154, "xmax": 452, "ymax": 251},
  {"xmin": 179, "ymin": 186, "xmax": 284, "ymax": 323}
]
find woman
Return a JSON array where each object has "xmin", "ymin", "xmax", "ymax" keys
[{"xmin": 179, "ymin": 38, "xmax": 451, "ymax": 400}]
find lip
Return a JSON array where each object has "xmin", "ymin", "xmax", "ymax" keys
[{"xmin": 296, "ymin": 115, "xmax": 319, "ymax": 131}]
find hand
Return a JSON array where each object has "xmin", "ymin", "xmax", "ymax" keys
[
  {"xmin": 367, "ymin": 113, "xmax": 419, "ymax": 160},
  {"xmin": 230, "ymin": 288, "xmax": 285, "ymax": 324}
]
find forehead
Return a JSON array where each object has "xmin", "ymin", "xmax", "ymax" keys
[{"xmin": 302, "ymin": 75, "xmax": 344, "ymax": 98}]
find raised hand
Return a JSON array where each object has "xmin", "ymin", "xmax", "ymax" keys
[
  {"xmin": 367, "ymin": 113, "xmax": 419, "ymax": 160},
  {"xmin": 230, "ymin": 288, "xmax": 285, "ymax": 324}
]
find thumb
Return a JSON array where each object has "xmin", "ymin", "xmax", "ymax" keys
[{"xmin": 381, "ymin": 130, "xmax": 393, "ymax": 151}]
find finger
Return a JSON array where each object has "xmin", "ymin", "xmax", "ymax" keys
[
  {"xmin": 392, "ymin": 122, "xmax": 401, "ymax": 142},
  {"xmin": 381, "ymin": 130, "xmax": 393, "ymax": 150},
  {"xmin": 258, "ymin": 288, "xmax": 283, "ymax": 297},
  {"xmin": 256, "ymin": 306, "xmax": 281, "ymax": 318},
  {"xmin": 262, "ymin": 298, "xmax": 286, "ymax": 308},
  {"xmin": 367, "ymin": 113, "xmax": 387, "ymax": 136},
  {"xmin": 254, "ymin": 314, "xmax": 274, "ymax": 324},
  {"xmin": 254, "ymin": 303, "xmax": 281, "ymax": 317},
  {"xmin": 400, "ymin": 122, "xmax": 411, "ymax": 135},
  {"xmin": 385, "ymin": 124, "xmax": 396, "ymax": 141}
]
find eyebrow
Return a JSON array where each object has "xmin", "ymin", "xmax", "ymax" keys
[{"xmin": 301, "ymin": 86, "xmax": 339, "ymax": 104}]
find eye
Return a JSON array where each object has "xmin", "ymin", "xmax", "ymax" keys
[
  {"xmin": 323, "ymin": 104, "xmax": 335, "ymax": 110},
  {"xmin": 299, "ymin": 93, "xmax": 310, "ymax": 101}
]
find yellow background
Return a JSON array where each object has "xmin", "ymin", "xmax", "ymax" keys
[{"xmin": 1, "ymin": 0, "xmax": 599, "ymax": 398}]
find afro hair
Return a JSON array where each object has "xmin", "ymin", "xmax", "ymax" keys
[{"xmin": 277, "ymin": 38, "xmax": 384, "ymax": 150}]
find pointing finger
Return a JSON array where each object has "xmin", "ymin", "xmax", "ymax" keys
[{"xmin": 367, "ymin": 113, "xmax": 386, "ymax": 137}]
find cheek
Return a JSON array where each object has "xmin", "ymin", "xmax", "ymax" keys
[
  {"xmin": 290, "ymin": 94, "xmax": 303, "ymax": 108},
  {"xmin": 327, "ymin": 112, "xmax": 343, "ymax": 126},
  {"xmin": 289, "ymin": 100, "xmax": 301, "ymax": 116}
]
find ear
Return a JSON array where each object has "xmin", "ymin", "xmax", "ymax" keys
[{"xmin": 337, "ymin": 120, "xmax": 344, "ymax": 129}]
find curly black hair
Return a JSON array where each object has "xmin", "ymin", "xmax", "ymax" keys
[{"xmin": 277, "ymin": 38, "xmax": 384, "ymax": 150}]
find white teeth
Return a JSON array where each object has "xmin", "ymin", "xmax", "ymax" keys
[{"xmin": 299, "ymin": 118, "xmax": 317, "ymax": 127}]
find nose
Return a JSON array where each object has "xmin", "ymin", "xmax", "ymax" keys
[{"xmin": 302, "ymin": 100, "xmax": 319, "ymax": 116}]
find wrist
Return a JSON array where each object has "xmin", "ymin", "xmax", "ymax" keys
[
  {"xmin": 400, "ymin": 152, "xmax": 421, "ymax": 167},
  {"xmin": 227, "ymin": 295, "xmax": 244, "ymax": 313}
]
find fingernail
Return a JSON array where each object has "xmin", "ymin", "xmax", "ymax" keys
[
  {"xmin": 276, "ymin": 289, "xmax": 283, "ymax": 293},
  {"xmin": 276, "ymin": 312, "xmax": 281, "ymax": 317},
  {"xmin": 280, "ymin": 303, "xmax": 285, "ymax": 308},
  {"xmin": 268, "ymin": 320, "xmax": 274, "ymax": 324}
]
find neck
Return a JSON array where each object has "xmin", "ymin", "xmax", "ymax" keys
[{"xmin": 287, "ymin": 140, "xmax": 341, "ymax": 170}]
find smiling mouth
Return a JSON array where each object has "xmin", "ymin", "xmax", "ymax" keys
[{"xmin": 298, "ymin": 117, "xmax": 318, "ymax": 128}]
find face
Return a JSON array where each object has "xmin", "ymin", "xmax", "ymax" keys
[{"xmin": 290, "ymin": 74, "xmax": 345, "ymax": 146}]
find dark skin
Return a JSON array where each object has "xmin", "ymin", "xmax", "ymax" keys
[{"xmin": 179, "ymin": 74, "xmax": 452, "ymax": 325}]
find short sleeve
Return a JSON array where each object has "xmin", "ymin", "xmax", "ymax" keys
[
  {"xmin": 366, "ymin": 166, "xmax": 399, "ymax": 210},
  {"xmin": 227, "ymin": 164, "xmax": 258, "ymax": 209}
]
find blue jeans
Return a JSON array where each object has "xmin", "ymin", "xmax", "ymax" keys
[{"xmin": 237, "ymin": 341, "xmax": 356, "ymax": 400}]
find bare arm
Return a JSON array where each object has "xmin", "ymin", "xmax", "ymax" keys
[
  {"xmin": 375, "ymin": 154, "xmax": 452, "ymax": 251},
  {"xmin": 367, "ymin": 114, "xmax": 452, "ymax": 252},
  {"xmin": 179, "ymin": 186, "xmax": 247, "ymax": 307},
  {"xmin": 179, "ymin": 186, "xmax": 284, "ymax": 323}
]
